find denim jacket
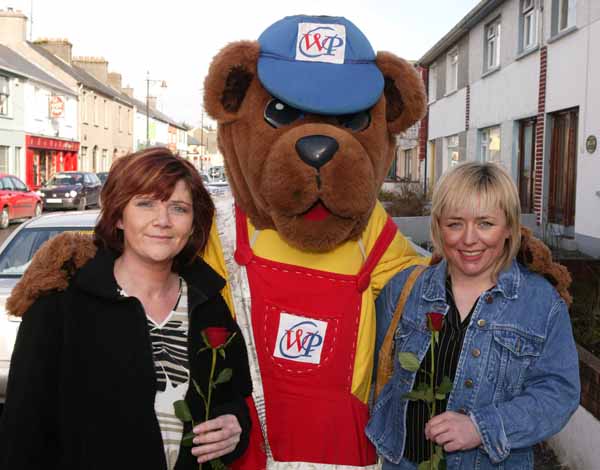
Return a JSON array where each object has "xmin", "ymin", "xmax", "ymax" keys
[{"xmin": 366, "ymin": 260, "xmax": 580, "ymax": 470}]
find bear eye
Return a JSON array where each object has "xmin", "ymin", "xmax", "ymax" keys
[
  {"xmin": 264, "ymin": 99, "xmax": 304, "ymax": 128},
  {"xmin": 336, "ymin": 111, "xmax": 371, "ymax": 132}
]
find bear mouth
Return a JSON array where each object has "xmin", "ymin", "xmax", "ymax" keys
[{"xmin": 301, "ymin": 201, "xmax": 331, "ymax": 221}]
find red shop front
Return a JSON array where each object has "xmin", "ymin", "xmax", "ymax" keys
[{"xmin": 25, "ymin": 135, "xmax": 80, "ymax": 189}]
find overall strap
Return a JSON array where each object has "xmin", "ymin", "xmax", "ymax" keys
[
  {"xmin": 356, "ymin": 216, "xmax": 399, "ymax": 292},
  {"xmin": 233, "ymin": 205, "xmax": 253, "ymax": 266},
  {"xmin": 374, "ymin": 265, "xmax": 426, "ymax": 399}
]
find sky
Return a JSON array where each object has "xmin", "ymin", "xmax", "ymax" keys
[{"xmin": 2, "ymin": 0, "xmax": 480, "ymax": 127}]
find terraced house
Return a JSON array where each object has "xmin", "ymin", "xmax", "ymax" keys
[{"xmin": 418, "ymin": 0, "xmax": 600, "ymax": 258}]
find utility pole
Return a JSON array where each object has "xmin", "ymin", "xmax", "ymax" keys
[
  {"xmin": 29, "ymin": 0, "xmax": 34, "ymax": 41},
  {"xmin": 145, "ymin": 71, "xmax": 167, "ymax": 148}
]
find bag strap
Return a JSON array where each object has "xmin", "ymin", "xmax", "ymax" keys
[{"xmin": 374, "ymin": 265, "xmax": 426, "ymax": 399}]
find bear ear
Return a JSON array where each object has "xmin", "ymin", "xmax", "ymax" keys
[
  {"xmin": 375, "ymin": 52, "xmax": 427, "ymax": 135},
  {"xmin": 203, "ymin": 41, "xmax": 260, "ymax": 123}
]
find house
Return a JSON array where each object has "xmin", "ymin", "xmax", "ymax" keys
[
  {"xmin": 0, "ymin": 43, "xmax": 78, "ymax": 186},
  {"xmin": 419, "ymin": 0, "xmax": 600, "ymax": 257}
]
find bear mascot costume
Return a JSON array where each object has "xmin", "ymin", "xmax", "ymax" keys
[{"xmin": 6, "ymin": 14, "xmax": 572, "ymax": 470}]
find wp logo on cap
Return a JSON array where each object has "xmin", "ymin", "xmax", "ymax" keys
[
  {"xmin": 258, "ymin": 15, "xmax": 384, "ymax": 115},
  {"xmin": 296, "ymin": 23, "xmax": 346, "ymax": 64}
]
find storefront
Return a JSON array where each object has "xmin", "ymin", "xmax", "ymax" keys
[{"xmin": 25, "ymin": 135, "xmax": 79, "ymax": 189}]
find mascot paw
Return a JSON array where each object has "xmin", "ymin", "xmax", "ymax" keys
[{"xmin": 7, "ymin": 232, "xmax": 97, "ymax": 317}]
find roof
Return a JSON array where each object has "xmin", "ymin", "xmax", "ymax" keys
[
  {"xmin": 418, "ymin": 0, "xmax": 505, "ymax": 66},
  {"xmin": 0, "ymin": 44, "xmax": 75, "ymax": 96},
  {"xmin": 29, "ymin": 43, "xmax": 132, "ymax": 107},
  {"xmin": 125, "ymin": 94, "xmax": 187, "ymax": 130},
  {"xmin": 25, "ymin": 209, "xmax": 99, "ymax": 228}
]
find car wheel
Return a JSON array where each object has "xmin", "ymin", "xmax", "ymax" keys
[
  {"xmin": 77, "ymin": 197, "xmax": 87, "ymax": 211},
  {"xmin": 33, "ymin": 203, "xmax": 42, "ymax": 218},
  {"xmin": 0, "ymin": 207, "xmax": 9, "ymax": 229}
]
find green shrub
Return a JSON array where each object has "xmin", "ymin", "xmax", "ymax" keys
[{"xmin": 379, "ymin": 183, "xmax": 429, "ymax": 217}]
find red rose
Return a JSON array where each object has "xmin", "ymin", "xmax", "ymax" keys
[
  {"xmin": 427, "ymin": 312, "xmax": 444, "ymax": 332},
  {"xmin": 204, "ymin": 327, "xmax": 231, "ymax": 349}
]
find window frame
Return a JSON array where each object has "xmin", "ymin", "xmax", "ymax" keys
[
  {"xmin": 428, "ymin": 63, "xmax": 437, "ymax": 103},
  {"xmin": 446, "ymin": 49, "xmax": 458, "ymax": 94},
  {"xmin": 519, "ymin": 0, "xmax": 537, "ymax": 52},
  {"xmin": 479, "ymin": 126, "xmax": 502, "ymax": 163},
  {"xmin": 484, "ymin": 18, "xmax": 501, "ymax": 73},
  {"xmin": 0, "ymin": 75, "xmax": 10, "ymax": 116}
]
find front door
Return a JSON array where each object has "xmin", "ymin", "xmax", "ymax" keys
[
  {"xmin": 548, "ymin": 109, "xmax": 578, "ymax": 226},
  {"xmin": 518, "ymin": 118, "xmax": 536, "ymax": 213}
]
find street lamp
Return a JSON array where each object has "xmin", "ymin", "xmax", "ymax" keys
[{"xmin": 145, "ymin": 71, "xmax": 167, "ymax": 147}]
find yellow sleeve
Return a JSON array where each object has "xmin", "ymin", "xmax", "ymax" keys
[{"xmin": 202, "ymin": 218, "xmax": 236, "ymax": 318}]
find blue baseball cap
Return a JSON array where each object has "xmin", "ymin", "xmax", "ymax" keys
[{"xmin": 257, "ymin": 15, "xmax": 384, "ymax": 116}]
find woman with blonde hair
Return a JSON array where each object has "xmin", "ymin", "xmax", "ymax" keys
[{"xmin": 367, "ymin": 161, "xmax": 579, "ymax": 469}]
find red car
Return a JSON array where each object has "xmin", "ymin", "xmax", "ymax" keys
[{"xmin": 0, "ymin": 174, "xmax": 43, "ymax": 229}]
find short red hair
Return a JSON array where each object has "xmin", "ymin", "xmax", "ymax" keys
[{"xmin": 94, "ymin": 147, "xmax": 214, "ymax": 269}]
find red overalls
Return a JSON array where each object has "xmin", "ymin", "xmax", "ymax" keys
[{"xmin": 233, "ymin": 206, "xmax": 397, "ymax": 468}]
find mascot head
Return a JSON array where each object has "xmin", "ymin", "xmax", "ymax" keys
[{"xmin": 204, "ymin": 15, "xmax": 427, "ymax": 252}]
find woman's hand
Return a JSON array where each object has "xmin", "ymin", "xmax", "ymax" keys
[
  {"xmin": 191, "ymin": 414, "xmax": 242, "ymax": 463},
  {"xmin": 425, "ymin": 411, "xmax": 482, "ymax": 452}
]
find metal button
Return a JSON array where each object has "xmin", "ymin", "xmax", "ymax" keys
[
  {"xmin": 485, "ymin": 294, "xmax": 493, "ymax": 304},
  {"xmin": 477, "ymin": 319, "xmax": 487, "ymax": 327},
  {"xmin": 472, "ymin": 348, "xmax": 481, "ymax": 358},
  {"xmin": 464, "ymin": 379, "xmax": 474, "ymax": 388}
]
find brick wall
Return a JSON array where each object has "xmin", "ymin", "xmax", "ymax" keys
[
  {"xmin": 578, "ymin": 344, "xmax": 600, "ymax": 420},
  {"xmin": 533, "ymin": 46, "xmax": 547, "ymax": 225}
]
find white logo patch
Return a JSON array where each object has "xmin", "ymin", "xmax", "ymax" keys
[
  {"xmin": 295, "ymin": 22, "xmax": 346, "ymax": 65},
  {"xmin": 274, "ymin": 312, "xmax": 328, "ymax": 364}
]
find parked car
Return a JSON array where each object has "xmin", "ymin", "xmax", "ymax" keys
[
  {"xmin": 38, "ymin": 171, "xmax": 102, "ymax": 210},
  {"xmin": 97, "ymin": 171, "xmax": 109, "ymax": 186},
  {"xmin": 0, "ymin": 210, "xmax": 99, "ymax": 405},
  {"xmin": 0, "ymin": 174, "xmax": 43, "ymax": 230}
]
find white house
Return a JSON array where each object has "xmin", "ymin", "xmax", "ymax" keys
[{"xmin": 419, "ymin": 0, "xmax": 600, "ymax": 257}]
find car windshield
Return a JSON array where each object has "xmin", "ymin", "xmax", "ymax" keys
[
  {"xmin": 0, "ymin": 228, "xmax": 93, "ymax": 277},
  {"xmin": 47, "ymin": 174, "xmax": 82, "ymax": 186}
]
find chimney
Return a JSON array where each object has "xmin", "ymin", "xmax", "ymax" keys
[
  {"xmin": 33, "ymin": 38, "xmax": 73, "ymax": 64},
  {"xmin": 108, "ymin": 72, "xmax": 122, "ymax": 91},
  {"xmin": 72, "ymin": 56, "xmax": 109, "ymax": 84},
  {"xmin": 0, "ymin": 9, "xmax": 28, "ymax": 44},
  {"xmin": 147, "ymin": 96, "xmax": 158, "ymax": 110},
  {"xmin": 122, "ymin": 86, "xmax": 134, "ymax": 98}
]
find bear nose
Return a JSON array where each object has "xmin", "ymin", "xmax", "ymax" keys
[{"xmin": 295, "ymin": 135, "xmax": 339, "ymax": 170}]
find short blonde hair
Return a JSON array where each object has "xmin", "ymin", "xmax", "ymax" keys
[{"xmin": 430, "ymin": 161, "xmax": 521, "ymax": 280}]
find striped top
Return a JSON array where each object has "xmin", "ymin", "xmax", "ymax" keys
[
  {"xmin": 147, "ymin": 278, "xmax": 190, "ymax": 470},
  {"xmin": 403, "ymin": 278, "xmax": 477, "ymax": 464}
]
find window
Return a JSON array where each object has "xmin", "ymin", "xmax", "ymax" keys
[
  {"xmin": 118, "ymin": 106, "xmax": 123, "ymax": 132},
  {"xmin": 93, "ymin": 95, "xmax": 98, "ymax": 126},
  {"xmin": 13, "ymin": 147, "xmax": 21, "ymax": 178},
  {"xmin": 82, "ymin": 92, "xmax": 88, "ymax": 124},
  {"xmin": 446, "ymin": 50, "xmax": 458, "ymax": 93},
  {"xmin": 127, "ymin": 108, "xmax": 132, "ymax": 134},
  {"xmin": 403, "ymin": 149, "xmax": 413, "ymax": 180},
  {"xmin": 387, "ymin": 153, "xmax": 398, "ymax": 180},
  {"xmin": 428, "ymin": 63, "xmax": 437, "ymax": 103},
  {"xmin": 102, "ymin": 148, "xmax": 108, "ymax": 171},
  {"xmin": 480, "ymin": 126, "xmax": 501, "ymax": 163},
  {"xmin": 0, "ymin": 146, "xmax": 9, "ymax": 174},
  {"xmin": 552, "ymin": 0, "xmax": 576, "ymax": 36},
  {"xmin": 10, "ymin": 176, "xmax": 27, "ymax": 191},
  {"xmin": 80, "ymin": 146, "xmax": 87, "ymax": 171},
  {"xmin": 0, "ymin": 75, "xmax": 9, "ymax": 116},
  {"xmin": 520, "ymin": 0, "xmax": 537, "ymax": 51},
  {"xmin": 447, "ymin": 135, "xmax": 460, "ymax": 167},
  {"xmin": 103, "ymin": 99, "xmax": 109, "ymax": 128},
  {"xmin": 484, "ymin": 19, "xmax": 501, "ymax": 72}
]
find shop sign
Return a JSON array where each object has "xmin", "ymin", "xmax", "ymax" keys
[{"xmin": 49, "ymin": 96, "xmax": 65, "ymax": 118}]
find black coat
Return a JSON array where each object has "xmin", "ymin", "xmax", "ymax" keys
[{"xmin": 0, "ymin": 248, "xmax": 252, "ymax": 470}]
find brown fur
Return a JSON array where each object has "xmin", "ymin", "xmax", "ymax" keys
[
  {"xmin": 7, "ymin": 232, "xmax": 97, "ymax": 317},
  {"xmin": 203, "ymin": 42, "xmax": 426, "ymax": 252}
]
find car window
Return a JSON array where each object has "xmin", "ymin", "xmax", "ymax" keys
[
  {"xmin": 91, "ymin": 174, "xmax": 101, "ymax": 184},
  {"xmin": 0, "ymin": 228, "xmax": 92, "ymax": 276},
  {"xmin": 10, "ymin": 177, "xmax": 27, "ymax": 191},
  {"xmin": 83, "ymin": 174, "xmax": 92, "ymax": 184},
  {"xmin": 0, "ymin": 177, "xmax": 15, "ymax": 190},
  {"xmin": 47, "ymin": 174, "xmax": 82, "ymax": 186}
]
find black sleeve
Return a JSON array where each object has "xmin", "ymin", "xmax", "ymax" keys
[
  {"xmin": 0, "ymin": 294, "xmax": 62, "ymax": 470},
  {"xmin": 184, "ymin": 293, "xmax": 253, "ymax": 466}
]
